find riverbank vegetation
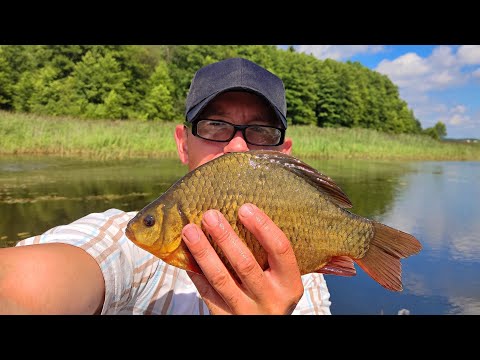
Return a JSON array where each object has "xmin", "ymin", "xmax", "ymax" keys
[
  {"xmin": 1, "ymin": 45, "xmax": 476, "ymax": 160},
  {"xmin": 2, "ymin": 111, "xmax": 479, "ymax": 160}
]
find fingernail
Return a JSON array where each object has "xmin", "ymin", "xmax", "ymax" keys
[
  {"xmin": 182, "ymin": 224, "xmax": 200, "ymax": 244},
  {"xmin": 203, "ymin": 210, "xmax": 219, "ymax": 227},
  {"xmin": 239, "ymin": 203, "xmax": 254, "ymax": 218}
]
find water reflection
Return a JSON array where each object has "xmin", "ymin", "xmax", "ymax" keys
[
  {"xmin": 449, "ymin": 296, "xmax": 480, "ymax": 315},
  {"xmin": 1, "ymin": 156, "xmax": 479, "ymax": 315},
  {"xmin": 326, "ymin": 160, "xmax": 480, "ymax": 315},
  {"xmin": 378, "ymin": 161, "xmax": 480, "ymax": 262},
  {"xmin": 0, "ymin": 156, "xmax": 187, "ymax": 247}
]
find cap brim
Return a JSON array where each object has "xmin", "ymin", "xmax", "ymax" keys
[{"xmin": 186, "ymin": 87, "xmax": 287, "ymax": 128}]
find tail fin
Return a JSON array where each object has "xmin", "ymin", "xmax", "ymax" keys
[{"xmin": 355, "ymin": 221, "xmax": 422, "ymax": 291}]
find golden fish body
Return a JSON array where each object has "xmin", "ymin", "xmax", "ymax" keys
[{"xmin": 126, "ymin": 150, "xmax": 422, "ymax": 291}]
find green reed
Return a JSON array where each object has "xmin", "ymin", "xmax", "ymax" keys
[
  {"xmin": 2, "ymin": 111, "xmax": 479, "ymax": 160},
  {"xmin": 1, "ymin": 111, "xmax": 178, "ymax": 160},
  {"xmin": 289, "ymin": 126, "xmax": 480, "ymax": 160}
]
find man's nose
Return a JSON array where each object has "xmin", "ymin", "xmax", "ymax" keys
[{"xmin": 223, "ymin": 130, "xmax": 249, "ymax": 153}]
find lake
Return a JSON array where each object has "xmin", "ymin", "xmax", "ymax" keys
[{"xmin": 1, "ymin": 155, "xmax": 479, "ymax": 315}]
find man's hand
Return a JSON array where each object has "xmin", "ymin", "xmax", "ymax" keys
[{"xmin": 181, "ymin": 203, "xmax": 304, "ymax": 315}]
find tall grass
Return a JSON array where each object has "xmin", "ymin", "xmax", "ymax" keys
[
  {"xmin": 2, "ymin": 111, "xmax": 480, "ymax": 160},
  {"xmin": 289, "ymin": 126, "xmax": 480, "ymax": 160},
  {"xmin": 0, "ymin": 111, "xmax": 178, "ymax": 160}
]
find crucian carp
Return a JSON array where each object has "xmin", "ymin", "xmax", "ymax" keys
[{"xmin": 125, "ymin": 150, "xmax": 422, "ymax": 291}]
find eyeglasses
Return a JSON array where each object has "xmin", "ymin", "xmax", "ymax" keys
[{"xmin": 187, "ymin": 119, "xmax": 285, "ymax": 146}]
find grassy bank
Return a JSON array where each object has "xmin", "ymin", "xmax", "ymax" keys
[
  {"xmin": 1, "ymin": 110, "xmax": 480, "ymax": 160},
  {"xmin": 290, "ymin": 126, "xmax": 480, "ymax": 160},
  {"xmin": 0, "ymin": 111, "xmax": 179, "ymax": 160}
]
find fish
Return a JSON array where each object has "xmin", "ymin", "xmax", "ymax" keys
[{"xmin": 125, "ymin": 150, "xmax": 422, "ymax": 291}]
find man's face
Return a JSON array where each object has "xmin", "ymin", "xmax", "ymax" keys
[{"xmin": 175, "ymin": 91, "xmax": 292, "ymax": 171}]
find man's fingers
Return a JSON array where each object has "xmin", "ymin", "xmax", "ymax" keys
[
  {"xmin": 200, "ymin": 210, "xmax": 267, "ymax": 298},
  {"xmin": 182, "ymin": 207, "xmax": 304, "ymax": 314},
  {"xmin": 238, "ymin": 203, "xmax": 301, "ymax": 283},
  {"xmin": 181, "ymin": 223, "xmax": 245, "ymax": 310}
]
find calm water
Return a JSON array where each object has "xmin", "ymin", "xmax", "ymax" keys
[{"xmin": 1, "ymin": 155, "xmax": 479, "ymax": 315}]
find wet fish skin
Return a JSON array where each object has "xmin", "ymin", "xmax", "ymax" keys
[{"xmin": 125, "ymin": 150, "xmax": 422, "ymax": 291}]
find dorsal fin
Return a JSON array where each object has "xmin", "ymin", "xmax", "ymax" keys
[{"xmin": 250, "ymin": 150, "xmax": 353, "ymax": 208}]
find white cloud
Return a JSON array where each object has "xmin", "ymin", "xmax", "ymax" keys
[
  {"xmin": 449, "ymin": 114, "xmax": 466, "ymax": 125},
  {"xmin": 423, "ymin": 103, "xmax": 473, "ymax": 128},
  {"xmin": 430, "ymin": 70, "xmax": 457, "ymax": 87},
  {"xmin": 373, "ymin": 46, "xmax": 479, "ymax": 137},
  {"xmin": 376, "ymin": 46, "xmax": 467, "ymax": 92},
  {"xmin": 457, "ymin": 45, "xmax": 480, "ymax": 65},
  {"xmin": 376, "ymin": 52, "xmax": 430, "ymax": 78},
  {"xmin": 296, "ymin": 45, "xmax": 385, "ymax": 61},
  {"xmin": 293, "ymin": 44, "xmax": 480, "ymax": 137},
  {"xmin": 399, "ymin": 97, "xmax": 477, "ymax": 134},
  {"xmin": 433, "ymin": 104, "xmax": 474, "ymax": 127},
  {"xmin": 450, "ymin": 105, "xmax": 467, "ymax": 114},
  {"xmin": 429, "ymin": 45, "xmax": 457, "ymax": 67}
]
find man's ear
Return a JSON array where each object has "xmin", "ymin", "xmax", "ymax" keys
[
  {"xmin": 174, "ymin": 125, "xmax": 189, "ymax": 164},
  {"xmin": 281, "ymin": 137, "xmax": 293, "ymax": 155}
]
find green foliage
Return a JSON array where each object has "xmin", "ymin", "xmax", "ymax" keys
[
  {"xmin": 137, "ymin": 59, "xmax": 175, "ymax": 121},
  {"xmin": 315, "ymin": 60, "xmax": 343, "ymax": 127},
  {"xmin": 72, "ymin": 49, "xmax": 129, "ymax": 115},
  {"xmin": 0, "ymin": 55, "xmax": 13, "ymax": 108},
  {"xmin": 0, "ymin": 45, "xmax": 427, "ymax": 135},
  {"xmin": 423, "ymin": 121, "xmax": 447, "ymax": 140},
  {"xmin": 276, "ymin": 51, "xmax": 318, "ymax": 125},
  {"xmin": 435, "ymin": 121, "xmax": 447, "ymax": 137},
  {"xmin": 0, "ymin": 45, "xmax": 37, "ymax": 109}
]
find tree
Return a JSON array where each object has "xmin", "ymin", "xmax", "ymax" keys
[
  {"xmin": 424, "ymin": 121, "xmax": 447, "ymax": 140},
  {"xmin": 138, "ymin": 59, "xmax": 175, "ymax": 121},
  {"xmin": 315, "ymin": 59, "xmax": 343, "ymax": 127},
  {"xmin": 70, "ymin": 49, "xmax": 130, "ymax": 119},
  {"xmin": 277, "ymin": 52, "xmax": 318, "ymax": 125},
  {"xmin": 0, "ymin": 45, "xmax": 432, "ymax": 135},
  {"xmin": 0, "ymin": 55, "xmax": 13, "ymax": 108},
  {"xmin": 0, "ymin": 45, "xmax": 36, "ymax": 110}
]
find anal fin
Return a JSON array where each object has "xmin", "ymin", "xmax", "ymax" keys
[{"xmin": 316, "ymin": 256, "xmax": 357, "ymax": 276}]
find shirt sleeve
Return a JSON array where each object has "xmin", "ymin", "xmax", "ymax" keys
[
  {"xmin": 16, "ymin": 208, "xmax": 209, "ymax": 315},
  {"xmin": 16, "ymin": 209, "xmax": 140, "ymax": 314},
  {"xmin": 292, "ymin": 273, "xmax": 332, "ymax": 315}
]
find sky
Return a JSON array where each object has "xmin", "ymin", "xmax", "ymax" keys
[{"xmin": 280, "ymin": 45, "xmax": 480, "ymax": 139}]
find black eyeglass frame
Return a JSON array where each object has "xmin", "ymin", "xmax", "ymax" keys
[{"xmin": 185, "ymin": 118, "xmax": 286, "ymax": 146}]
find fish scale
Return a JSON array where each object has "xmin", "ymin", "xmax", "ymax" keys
[
  {"xmin": 126, "ymin": 150, "xmax": 422, "ymax": 291},
  {"xmin": 170, "ymin": 152, "xmax": 365, "ymax": 271}
]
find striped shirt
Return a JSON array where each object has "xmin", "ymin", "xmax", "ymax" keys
[{"xmin": 16, "ymin": 208, "xmax": 331, "ymax": 315}]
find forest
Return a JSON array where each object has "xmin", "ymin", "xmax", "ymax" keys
[{"xmin": 0, "ymin": 45, "xmax": 446, "ymax": 138}]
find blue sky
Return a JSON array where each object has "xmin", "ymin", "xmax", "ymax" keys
[{"xmin": 279, "ymin": 45, "xmax": 480, "ymax": 139}]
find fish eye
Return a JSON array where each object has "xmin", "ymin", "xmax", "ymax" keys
[{"xmin": 143, "ymin": 215, "xmax": 155, "ymax": 227}]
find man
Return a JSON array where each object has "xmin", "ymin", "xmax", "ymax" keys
[{"xmin": 0, "ymin": 57, "xmax": 331, "ymax": 315}]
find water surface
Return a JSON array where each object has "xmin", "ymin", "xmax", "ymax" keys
[{"xmin": 1, "ymin": 155, "xmax": 479, "ymax": 315}]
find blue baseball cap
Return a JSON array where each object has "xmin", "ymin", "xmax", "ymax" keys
[{"xmin": 185, "ymin": 58, "xmax": 288, "ymax": 128}]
